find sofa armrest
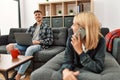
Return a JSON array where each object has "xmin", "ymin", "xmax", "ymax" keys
[
  {"xmin": 0, "ymin": 35, "xmax": 8, "ymax": 45},
  {"xmin": 112, "ymin": 38, "xmax": 120, "ymax": 64}
]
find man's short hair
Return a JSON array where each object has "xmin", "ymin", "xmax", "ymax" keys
[{"xmin": 34, "ymin": 10, "xmax": 42, "ymax": 14}]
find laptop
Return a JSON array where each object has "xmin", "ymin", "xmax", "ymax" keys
[{"xmin": 14, "ymin": 33, "xmax": 33, "ymax": 46}]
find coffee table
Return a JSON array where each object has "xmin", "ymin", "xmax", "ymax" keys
[{"xmin": 0, "ymin": 54, "xmax": 33, "ymax": 80}]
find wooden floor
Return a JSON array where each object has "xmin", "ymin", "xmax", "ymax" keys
[{"xmin": 0, "ymin": 70, "xmax": 31, "ymax": 80}]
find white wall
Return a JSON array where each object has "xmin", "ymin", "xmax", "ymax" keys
[
  {"xmin": 0, "ymin": 0, "xmax": 18, "ymax": 35},
  {"xmin": 21, "ymin": 0, "xmax": 120, "ymax": 31},
  {"xmin": 1, "ymin": 0, "xmax": 120, "ymax": 35},
  {"xmin": 20, "ymin": 0, "xmax": 54, "ymax": 28},
  {"xmin": 94, "ymin": 0, "xmax": 120, "ymax": 31},
  {"xmin": 20, "ymin": 0, "xmax": 39, "ymax": 28}
]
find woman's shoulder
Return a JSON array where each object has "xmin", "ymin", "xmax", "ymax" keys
[
  {"xmin": 99, "ymin": 36, "xmax": 106, "ymax": 43},
  {"xmin": 98, "ymin": 36, "xmax": 106, "ymax": 47}
]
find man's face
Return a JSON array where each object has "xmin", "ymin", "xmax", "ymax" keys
[{"xmin": 34, "ymin": 12, "xmax": 43, "ymax": 22}]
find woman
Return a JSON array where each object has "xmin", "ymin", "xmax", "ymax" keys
[{"xmin": 52, "ymin": 12, "xmax": 106, "ymax": 80}]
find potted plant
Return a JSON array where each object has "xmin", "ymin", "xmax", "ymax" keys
[
  {"xmin": 46, "ymin": 0, "xmax": 49, "ymax": 1},
  {"xmin": 58, "ymin": 10, "xmax": 62, "ymax": 16},
  {"xmin": 69, "ymin": 9, "xmax": 74, "ymax": 15}
]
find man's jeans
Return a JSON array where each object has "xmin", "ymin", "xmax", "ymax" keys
[{"xmin": 14, "ymin": 44, "xmax": 41, "ymax": 75}]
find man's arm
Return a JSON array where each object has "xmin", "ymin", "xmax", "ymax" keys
[
  {"xmin": 39, "ymin": 27, "xmax": 53, "ymax": 45},
  {"xmin": 79, "ymin": 37, "xmax": 106, "ymax": 73}
]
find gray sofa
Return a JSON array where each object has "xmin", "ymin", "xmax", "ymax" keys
[
  {"xmin": 30, "ymin": 28, "xmax": 120, "ymax": 80},
  {"xmin": 0, "ymin": 27, "xmax": 68, "ymax": 70},
  {"xmin": 1, "ymin": 27, "xmax": 120, "ymax": 80}
]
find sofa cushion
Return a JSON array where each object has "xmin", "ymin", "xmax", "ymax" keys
[
  {"xmin": 31, "ymin": 51, "xmax": 65, "ymax": 80},
  {"xmin": 31, "ymin": 51, "xmax": 120, "ymax": 80},
  {"xmin": 8, "ymin": 28, "xmax": 27, "ymax": 43},
  {"xmin": 33, "ymin": 46, "xmax": 65, "ymax": 62},
  {"xmin": 52, "ymin": 27, "xmax": 68, "ymax": 46},
  {"xmin": 101, "ymin": 52, "xmax": 120, "ymax": 80},
  {"xmin": 0, "ymin": 35, "xmax": 8, "ymax": 45},
  {"xmin": 101, "ymin": 72, "xmax": 120, "ymax": 80},
  {"xmin": 0, "ymin": 45, "xmax": 7, "ymax": 54},
  {"xmin": 33, "ymin": 46, "xmax": 65, "ymax": 69},
  {"xmin": 101, "ymin": 52, "xmax": 120, "ymax": 74}
]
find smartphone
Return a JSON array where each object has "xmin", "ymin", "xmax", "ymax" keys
[{"xmin": 75, "ymin": 28, "xmax": 86, "ymax": 40}]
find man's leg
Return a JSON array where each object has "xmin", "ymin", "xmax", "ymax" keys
[
  {"xmin": 6, "ymin": 43, "xmax": 28, "ymax": 80},
  {"xmin": 6, "ymin": 43, "xmax": 28, "ymax": 71},
  {"xmin": 7, "ymin": 43, "xmax": 28, "ymax": 71},
  {"xmin": 14, "ymin": 44, "xmax": 28, "ymax": 71},
  {"xmin": 15, "ymin": 45, "xmax": 41, "ymax": 80},
  {"xmin": 6, "ymin": 43, "xmax": 28, "ymax": 54}
]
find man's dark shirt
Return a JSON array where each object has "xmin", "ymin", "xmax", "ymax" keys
[{"xmin": 26, "ymin": 22, "xmax": 53, "ymax": 49}]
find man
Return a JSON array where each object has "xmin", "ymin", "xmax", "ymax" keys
[{"xmin": 6, "ymin": 10, "xmax": 53, "ymax": 80}]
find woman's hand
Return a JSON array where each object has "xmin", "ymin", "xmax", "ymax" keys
[
  {"xmin": 32, "ymin": 40, "xmax": 40, "ymax": 45},
  {"xmin": 71, "ymin": 34, "xmax": 83, "ymax": 55},
  {"xmin": 63, "ymin": 69, "xmax": 79, "ymax": 80}
]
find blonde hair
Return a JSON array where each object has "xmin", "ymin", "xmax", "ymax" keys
[{"xmin": 74, "ymin": 12, "xmax": 101, "ymax": 50}]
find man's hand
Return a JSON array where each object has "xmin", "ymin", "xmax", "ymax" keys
[
  {"xmin": 63, "ymin": 69, "xmax": 80, "ymax": 80},
  {"xmin": 32, "ymin": 40, "xmax": 40, "ymax": 45}
]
